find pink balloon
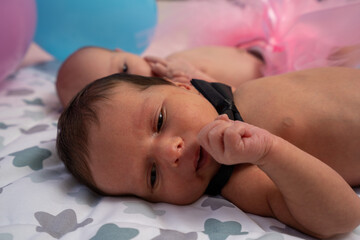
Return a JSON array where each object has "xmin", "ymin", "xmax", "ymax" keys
[{"xmin": 0, "ymin": 0, "xmax": 36, "ymax": 81}]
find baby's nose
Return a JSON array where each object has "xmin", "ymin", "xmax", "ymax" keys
[{"xmin": 158, "ymin": 136, "xmax": 184, "ymax": 167}]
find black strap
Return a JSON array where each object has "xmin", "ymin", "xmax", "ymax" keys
[
  {"xmin": 191, "ymin": 79, "xmax": 244, "ymax": 195},
  {"xmin": 191, "ymin": 79, "xmax": 243, "ymax": 121},
  {"xmin": 205, "ymin": 165, "xmax": 234, "ymax": 195}
]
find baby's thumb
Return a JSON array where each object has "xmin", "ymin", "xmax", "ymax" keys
[
  {"xmin": 172, "ymin": 75, "xmax": 191, "ymax": 84},
  {"xmin": 197, "ymin": 124, "xmax": 210, "ymax": 151},
  {"xmin": 216, "ymin": 114, "xmax": 230, "ymax": 121},
  {"xmin": 144, "ymin": 55, "xmax": 167, "ymax": 66},
  {"xmin": 149, "ymin": 62, "xmax": 169, "ymax": 77}
]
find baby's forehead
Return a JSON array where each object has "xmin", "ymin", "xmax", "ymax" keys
[
  {"xmin": 94, "ymin": 83, "xmax": 143, "ymax": 116},
  {"xmin": 111, "ymin": 49, "xmax": 140, "ymax": 60}
]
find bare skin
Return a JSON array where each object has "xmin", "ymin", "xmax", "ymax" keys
[
  {"xmin": 219, "ymin": 67, "xmax": 360, "ymax": 237},
  {"xmin": 234, "ymin": 67, "xmax": 360, "ymax": 185},
  {"xmin": 56, "ymin": 44, "xmax": 360, "ymax": 107},
  {"xmin": 56, "ymin": 46, "xmax": 264, "ymax": 106},
  {"xmin": 146, "ymin": 46, "xmax": 264, "ymax": 86},
  {"xmin": 87, "ymin": 67, "xmax": 360, "ymax": 238}
]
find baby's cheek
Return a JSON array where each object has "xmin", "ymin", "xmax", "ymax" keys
[
  {"xmin": 153, "ymin": 183, "xmax": 205, "ymax": 205},
  {"xmin": 138, "ymin": 65, "xmax": 153, "ymax": 77}
]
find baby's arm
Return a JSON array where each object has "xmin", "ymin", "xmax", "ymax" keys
[
  {"xmin": 145, "ymin": 46, "xmax": 264, "ymax": 87},
  {"xmin": 198, "ymin": 115, "xmax": 360, "ymax": 238}
]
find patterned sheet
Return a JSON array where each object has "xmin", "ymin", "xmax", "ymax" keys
[{"xmin": 0, "ymin": 63, "xmax": 359, "ymax": 240}]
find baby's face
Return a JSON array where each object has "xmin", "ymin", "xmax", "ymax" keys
[
  {"xmin": 88, "ymin": 82, "xmax": 220, "ymax": 204},
  {"xmin": 57, "ymin": 47, "xmax": 153, "ymax": 106},
  {"xmin": 111, "ymin": 49, "xmax": 153, "ymax": 76},
  {"xmin": 70, "ymin": 47, "xmax": 154, "ymax": 80}
]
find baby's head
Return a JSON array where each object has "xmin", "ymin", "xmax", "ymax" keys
[
  {"xmin": 56, "ymin": 46, "xmax": 152, "ymax": 106},
  {"xmin": 57, "ymin": 73, "xmax": 220, "ymax": 204}
]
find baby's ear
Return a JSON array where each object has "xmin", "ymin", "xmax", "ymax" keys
[
  {"xmin": 174, "ymin": 82, "xmax": 190, "ymax": 89},
  {"xmin": 114, "ymin": 48, "xmax": 123, "ymax": 52},
  {"xmin": 174, "ymin": 82, "xmax": 199, "ymax": 94}
]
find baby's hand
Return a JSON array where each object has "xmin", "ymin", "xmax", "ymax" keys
[
  {"xmin": 144, "ymin": 55, "xmax": 191, "ymax": 83},
  {"xmin": 145, "ymin": 55, "xmax": 213, "ymax": 83},
  {"xmin": 197, "ymin": 115, "xmax": 275, "ymax": 166}
]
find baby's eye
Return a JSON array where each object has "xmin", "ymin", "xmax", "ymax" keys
[
  {"xmin": 157, "ymin": 109, "xmax": 164, "ymax": 132},
  {"xmin": 150, "ymin": 163, "xmax": 157, "ymax": 187},
  {"xmin": 122, "ymin": 63, "xmax": 128, "ymax": 73}
]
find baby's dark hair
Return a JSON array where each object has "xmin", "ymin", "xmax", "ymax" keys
[{"xmin": 56, "ymin": 73, "xmax": 173, "ymax": 194}]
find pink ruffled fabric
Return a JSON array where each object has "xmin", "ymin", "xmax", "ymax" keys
[
  {"xmin": 154, "ymin": 0, "xmax": 360, "ymax": 76},
  {"xmin": 246, "ymin": 0, "xmax": 360, "ymax": 75}
]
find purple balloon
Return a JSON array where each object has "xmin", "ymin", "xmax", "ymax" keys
[{"xmin": 0, "ymin": 0, "xmax": 36, "ymax": 81}]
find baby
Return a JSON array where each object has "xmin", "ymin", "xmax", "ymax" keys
[
  {"xmin": 57, "ymin": 67, "xmax": 360, "ymax": 238},
  {"xmin": 56, "ymin": 46, "xmax": 265, "ymax": 106},
  {"xmin": 56, "ymin": 43, "xmax": 360, "ymax": 108}
]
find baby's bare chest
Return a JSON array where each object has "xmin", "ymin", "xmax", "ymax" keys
[{"xmin": 233, "ymin": 75, "xmax": 360, "ymax": 163}]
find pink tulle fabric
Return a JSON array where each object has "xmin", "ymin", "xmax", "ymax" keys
[{"xmin": 153, "ymin": 0, "xmax": 360, "ymax": 76}]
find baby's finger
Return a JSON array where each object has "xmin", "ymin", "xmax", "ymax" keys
[
  {"xmin": 198, "ymin": 120, "xmax": 223, "ymax": 148},
  {"xmin": 216, "ymin": 114, "xmax": 230, "ymax": 121},
  {"xmin": 144, "ymin": 55, "xmax": 168, "ymax": 66},
  {"xmin": 172, "ymin": 71, "xmax": 191, "ymax": 83},
  {"xmin": 172, "ymin": 76, "xmax": 191, "ymax": 83},
  {"xmin": 223, "ymin": 123, "xmax": 246, "ymax": 156},
  {"xmin": 206, "ymin": 121, "xmax": 232, "ymax": 155},
  {"xmin": 198, "ymin": 120, "xmax": 232, "ymax": 160},
  {"xmin": 150, "ymin": 62, "xmax": 171, "ymax": 78}
]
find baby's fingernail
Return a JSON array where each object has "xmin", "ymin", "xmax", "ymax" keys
[{"xmin": 216, "ymin": 114, "xmax": 229, "ymax": 120}]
